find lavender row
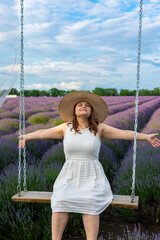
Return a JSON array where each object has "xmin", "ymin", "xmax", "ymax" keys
[
  {"xmin": 105, "ymin": 96, "xmax": 160, "ymax": 130},
  {"xmin": 0, "ymin": 162, "xmax": 59, "ymax": 239},
  {"xmin": 0, "ymin": 96, "xmax": 157, "ymax": 121},
  {"xmin": 0, "ymin": 143, "xmax": 65, "ymax": 239},
  {"xmin": 99, "ymin": 96, "xmax": 160, "ymax": 188},
  {"xmin": 1, "ymin": 96, "xmax": 155, "ymax": 113},
  {"xmin": 0, "ymin": 97, "xmax": 159, "ymax": 239},
  {"xmin": 0, "ymin": 96, "xmax": 159, "ymax": 175},
  {"xmin": 1, "ymin": 143, "xmax": 159, "ymax": 238},
  {"xmin": 0, "ymin": 97, "xmax": 159, "ymax": 176},
  {"xmin": 0, "ymin": 140, "xmax": 123, "ymax": 239},
  {"xmin": 0, "ymin": 123, "xmax": 59, "ymax": 173},
  {"xmin": 112, "ymin": 107, "xmax": 160, "ymax": 223},
  {"xmin": 24, "ymin": 97, "xmax": 152, "ymax": 125},
  {"xmin": 0, "ymin": 97, "xmax": 158, "ymax": 136},
  {"xmin": 102, "ymin": 97, "xmax": 160, "ymax": 162}
]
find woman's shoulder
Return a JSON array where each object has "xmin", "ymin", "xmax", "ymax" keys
[
  {"xmin": 66, "ymin": 122, "xmax": 72, "ymax": 127},
  {"xmin": 97, "ymin": 122, "xmax": 104, "ymax": 130},
  {"xmin": 63, "ymin": 122, "xmax": 73, "ymax": 131},
  {"xmin": 61, "ymin": 122, "xmax": 72, "ymax": 126},
  {"xmin": 62, "ymin": 122, "xmax": 72, "ymax": 137}
]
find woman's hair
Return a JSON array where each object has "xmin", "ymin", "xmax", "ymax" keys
[{"xmin": 67, "ymin": 102, "xmax": 99, "ymax": 136}]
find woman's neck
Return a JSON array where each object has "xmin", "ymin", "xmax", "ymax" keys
[{"xmin": 76, "ymin": 117, "xmax": 89, "ymax": 129}]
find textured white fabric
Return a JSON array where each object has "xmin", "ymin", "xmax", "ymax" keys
[{"xmin": 51, "ymin": 122, "xmax": 113, "ymax": 215}]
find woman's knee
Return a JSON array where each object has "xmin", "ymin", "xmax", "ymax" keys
[
  {"xmin": 52, "ymin": 212, "xmax": 69, "ymax": 240},
  {"xmin": 52, "ymin": 212, "xmax": 69, "ymax": 228},
  {"xmin": 82, "ymin": 214, "xmax": 100, "ymax": 239}
]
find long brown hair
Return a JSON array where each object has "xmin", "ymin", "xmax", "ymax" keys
[{"xmin": 68, "ymin": 102, "xmax": 99, "ymax": 136}]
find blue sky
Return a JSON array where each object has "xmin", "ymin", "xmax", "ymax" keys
[{"xmin": 0, "ymin": 0, "xmax": 160, "ymax": 92}]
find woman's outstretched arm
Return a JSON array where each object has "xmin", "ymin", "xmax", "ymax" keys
[
  {"xmin": 100, "ymin": 123, "xmax": 160, "ymax": 148},
  {"xmin": 18, "ymin": 122, "xmax": 66, "ymax": 148}
]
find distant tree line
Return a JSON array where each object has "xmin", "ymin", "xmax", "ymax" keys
[{"xmin": 9, "ymin": 87, "xmax": 160, "ymax": 97}]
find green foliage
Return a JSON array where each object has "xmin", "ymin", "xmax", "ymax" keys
[
  {"xmin": 28, "ymin": 113, "xmax": 53, "ymax": 125},
  {"xmin": 0, "ymin": 109, "xmax": 5, "ymax": 113},
  {"xmin": 140, "ymin": 200, "xmax": 160, "ymax": 224},
  {"xmin": 111, "ymin": 207, "xmax": 138, "ymax": 223},
  {"xmin": 24, "ymin": 90, "xmax": 31, "ymax": 97},
  {"xmin": 120, "ymin": 89, "xmax": 135, "ymax": 96},
  {"xmin": 152, "ymin": 87, "xmax": 160, "ymax": 96},
  {"xmin": 92, "ymin": 87, "xmax": 118, "ymax": 96},
  {"xmin": 43, "ymin": 165, "xmax": 61, "ymax": 191},
  {"xmin": 39, "ymin": 90, "xmax": 50, "ymax": 97},
  {"xmin": 49, "ymin": 88, "xmax": 67, "ymax": 96},
  {"xmin": 139, "ymin": 89, "xmax": 153, "ymax": 96},
  {"xmin": 2, "ymin": 119, "xmax": 19, "ymax": 129},
  {"xmin": 0, "ymin": 124, "xmax": 15, "ymax": 135},
  {"xmin": 30, "ymin": 89, "xmax": 40, "ymax": 97},
  {"xmin": 8, "ymin": 88, "xmax": 19, "ymax": 95},
  {"xmin": 9, "ymin": 87, "xmax": 160, "ymax": 96},
  {"xmin": 48, "ymin": 117, "xmax": 65, "ymax": 126},
  {"xmin": 66, "ymin": 89, "xmax": 77, "ymax": 94}
]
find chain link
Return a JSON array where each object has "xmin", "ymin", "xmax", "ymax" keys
[
  {"xmin": 131, "ymin": 0, "xmax": 143, "ymax": 203},
  {"xmin": 17, "ymin": 0, "xmax": 27, "ymax": 196}
]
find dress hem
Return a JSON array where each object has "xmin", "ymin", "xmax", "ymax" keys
[{"xmin": 51, "ymin": 197, "xmax": 113, "ymax": 215}]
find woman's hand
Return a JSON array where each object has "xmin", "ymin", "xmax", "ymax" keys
[
  {"xmin": 18, "ymin": 135, "xmax": 26, "ymax": 149},
  {"xmin": 146, "ymin": 133, "xmax": 160, "ymax": 148}
]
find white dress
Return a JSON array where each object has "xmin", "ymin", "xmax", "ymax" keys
[{"xmin": 51, "ymin": 122, "xmax": 113, "ymax": 215}]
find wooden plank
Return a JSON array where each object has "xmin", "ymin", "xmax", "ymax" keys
[
  {"xmin": 12, "ymin": 191, "xmax": 52, "ymax": 203},
  {"xmin": 11, "ymin": 191, "xmax": 139, "ymax": 209},
  {"xmin": 110, "ymin": 194, "xmax": 139, "ymax": 209}
]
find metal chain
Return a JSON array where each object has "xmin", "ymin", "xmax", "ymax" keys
[
  {"xmin": 131, "ymin": 0, "xmax": 143, "ymax": 203},
  {"xmin": 17, "ymin": 0, "xmax": 27, "ymax": 196}
]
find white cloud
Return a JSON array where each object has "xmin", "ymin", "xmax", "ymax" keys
[
  {"xmin": 0, "ymin": 64, "xmax": 20, "ymax": 73},
  {"xmin": 142, "ymin": 55, "xmax": 160, "ymax": 64},
  {"xmin": 25, "ymin": 83, "xmax": 45, "ymax": 89},
  {"xmin": 55, "ymin": 19, "xmax": 98, "ymax": 44},
  {"xmin": 1, "ymin": 0, "xmax": 160, "ymax": 92},
  {"xmin": 99, "ymin": 46, "xmax": 118, "ymax": 53},
  {"xmin": 24, "ymin": 22, "xmax": 54, "ymax": 39},
  {"xmin": 25, "ymin": 81, "xmax": 82, "ymax": 90},
  {"xmin": 0, "ymin": 30, "xmax": 19, "ymax": 42},
  {"xmin": 20, "ymin": 60, "xmax": 112, "ymax": 76},
  {"xmin": 125, "ymin": 58, "xmax": 132, "ymax": 61},
  {"xmin": 54, "ymin": 81, "xmax": 82, "ymax": 89}
]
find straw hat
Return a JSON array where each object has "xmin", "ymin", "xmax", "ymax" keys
[{"xmin": 58, "ymin": 91, "xmax": 108, "ymax": 123}]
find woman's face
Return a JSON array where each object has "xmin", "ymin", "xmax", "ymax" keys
[{"xmin": 74, "ymin": 101, "xmax": 92, "ymax": 119}]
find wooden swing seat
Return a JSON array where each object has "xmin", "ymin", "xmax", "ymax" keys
[{"xmin": 12, "ymin": 191, "xmax": 139, "ymax": 209}]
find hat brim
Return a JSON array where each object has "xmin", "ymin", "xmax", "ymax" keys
[{"xmin": 58, "ymin": 91, "xmax": 108, "ymax": 123}]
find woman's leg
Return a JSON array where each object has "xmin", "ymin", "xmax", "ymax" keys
[
  {"xmin": 82, "ymin": 213, "xmax": 100, "ymax": 240},
  {"xmin": 52, "ymin": 212, "xmax": 69, "ymax": 240}
]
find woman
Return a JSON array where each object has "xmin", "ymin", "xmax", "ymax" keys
[{"xmin": 18, "ymin": 91, "xmax": 160, "ymax": 240}]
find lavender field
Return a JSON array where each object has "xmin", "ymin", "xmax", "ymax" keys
[{"xmin": 0, "ymin": 96, "xmax": 160, "ymax": 240}]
